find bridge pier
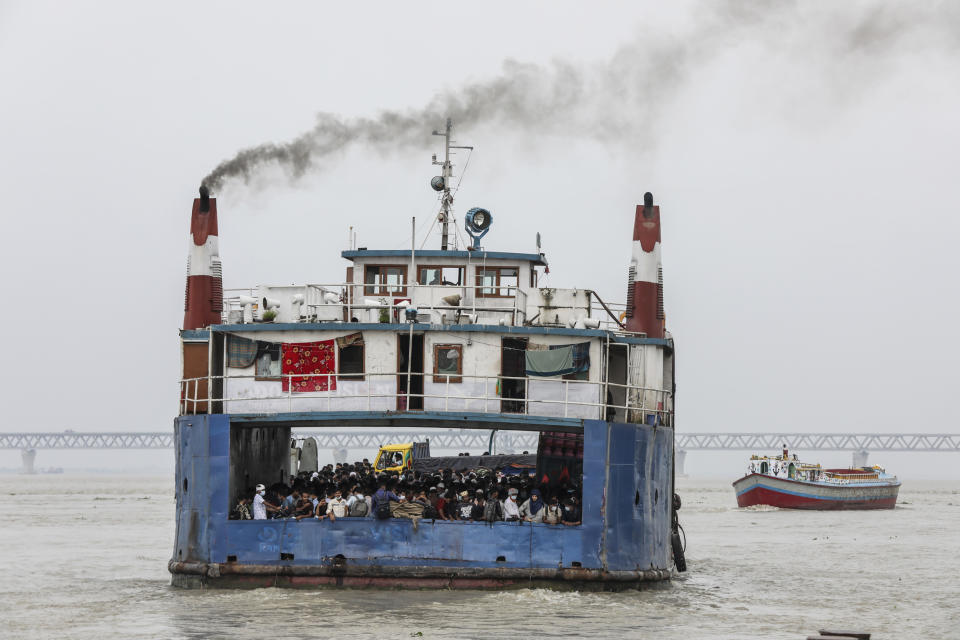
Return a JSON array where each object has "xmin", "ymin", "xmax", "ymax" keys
[
  {"xmin": 852, "ymin": 449, "xmax": 869, "ymax": 468},
  {"xmin": 21, "ymin": 448, "xmax": 36, "ymax": 474},
  {"xmin": 675, "ymin": 449, "xmax": 687, "ymax": 477}
]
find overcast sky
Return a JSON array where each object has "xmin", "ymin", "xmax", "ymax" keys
[{"xmin": 1, "ymin": 1, "xmax": 958, "ymax": 476}]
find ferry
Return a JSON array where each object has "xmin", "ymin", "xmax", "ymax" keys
[
  {"xmin": 169, "ymin": 121, "xmax": 684, "ymax": 589},
  {"xmin": 733, "ymin": 446, "xmax": 900, "ymax": 510}
]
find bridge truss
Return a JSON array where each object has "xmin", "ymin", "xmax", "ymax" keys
[{"xmin": 2, "ymin": 431, "xmax": 959, "ymax": 452}]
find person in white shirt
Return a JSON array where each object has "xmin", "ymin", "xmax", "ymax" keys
[
  {"xmin": 327, "ymin": 489, "xmax": 349, "ymax": 521},
  {"xmin": 253, "ymin": 484, "xmax": 267, "ymax": 520},
  {"xmin": 503, "ymin": 488, "xmax": 521, "ymax": 521}
]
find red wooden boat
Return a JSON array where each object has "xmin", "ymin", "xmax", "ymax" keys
[{"xmin": 733, "ymin": 447, "xmax": 900, "ymax": 510}]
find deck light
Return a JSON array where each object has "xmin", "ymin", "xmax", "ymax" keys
[{"xmin": 464, "ymin": 207, "xmax": 492, "ymax": 249}]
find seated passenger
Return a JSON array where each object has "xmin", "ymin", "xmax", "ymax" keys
[{"xmin": 519, "ymin": 489, "xmax": 546, "ymax": 523}]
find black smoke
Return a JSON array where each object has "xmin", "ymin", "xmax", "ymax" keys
[{"xmin": 201, "ymin": 2, "xmax": 958, "ymax": 193}]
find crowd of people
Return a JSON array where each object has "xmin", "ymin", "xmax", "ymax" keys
[{"xmin": 231, "ymin": 459, "xmax": 582, "ymax": 526}]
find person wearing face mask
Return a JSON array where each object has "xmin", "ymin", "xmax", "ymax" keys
[
  {"xmin": 519, "ymin": 488, "xmax": 546, "ymax": 523},
  {"xmin": 503, "ymin": 488, "xmax": 521, "ymax": 521},
  {"xmin": 543, "ymin": 495, "xmax": 563, "ymax": 524},
  {"xmin": 253, "ymin": 484, "xmax": 268, "ymax": 520}
]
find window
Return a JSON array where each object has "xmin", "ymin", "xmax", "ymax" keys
[
  {"xmin": 364, "ymin": 265, "xmax": 407, "ymax": 296},
  {"xmin": 255, "ymin": 342, "xmax": 281, "ymax": 381},
  {"xmin": 418, "ymin": 265, "xmax": 465, "ymax": 286},
  {"xmin": 337, "ymin": 333, "xmax": 364, "ymax": 381},
  {"xmin": 433, "ymin": 344, "xmax": 463, "ymax": 383},
  {"xmin": 530, "ymin": 268, "xmax": 538, "ymax": 288},
  {"xmin": 476, "ymin": 266, "xmax": 519, "ymax": 298}
]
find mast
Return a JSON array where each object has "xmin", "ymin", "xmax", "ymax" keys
[{"xmin": 431, "ymin": 119, "xmax": 473, "ymax": 250}]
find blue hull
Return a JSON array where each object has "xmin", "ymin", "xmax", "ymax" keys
[{"xmin": 170, "ymin": 415, "xmax": 675, "ymax": 589}]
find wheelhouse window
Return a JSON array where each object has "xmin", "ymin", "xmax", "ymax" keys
[
  {"xmin": 476, "ymin": 266, "xmax": 518, "ymax": 298},
  {"xmin": 433, "ymin": 344, "xmax": 462, "ymax": 383},
  {"xmin": 364, "ymin": 265, "xmax": 407, "ymax": 296},
  {"xmin": 418, "ymin": 265, "xmax": 465, "ymax": 286}
]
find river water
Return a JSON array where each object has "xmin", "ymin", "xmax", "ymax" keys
[{"xmin": 1, "ymin": 474, "xmax": 956, "ymax": 639}]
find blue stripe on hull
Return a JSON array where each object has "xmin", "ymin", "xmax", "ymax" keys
[{"xmin": 735, "ymin": 480, "xmax": 898, "ymax": 501}]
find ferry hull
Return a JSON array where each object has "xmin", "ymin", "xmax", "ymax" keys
[
  {"xmin": 733, "ymin": 473, "xmax": 899, "ymax": 510},
  {"xmin": 170, "ymin": 414, "xmax": 677, "ymax": 590}
]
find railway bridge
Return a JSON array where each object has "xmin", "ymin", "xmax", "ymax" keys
[{"xmin": 4, "ymin": 430, "xmax": 958, "ymax": 474}]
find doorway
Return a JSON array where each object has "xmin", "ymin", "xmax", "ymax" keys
[
  {"xmin": 397, "ymin": 334, "xmax": 424, "ymax": 410},
  {"xmin": 501, "ymin": 337, "xmax": 528, "ymax": 413},
  {"xmin": 606, "ymin": 344, "xmax": 629, "ymax": 423}
]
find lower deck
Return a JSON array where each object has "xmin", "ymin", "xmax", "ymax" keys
[{"xmin": 171, "ymin": 413, "xmax": 676, "ymax": 587}]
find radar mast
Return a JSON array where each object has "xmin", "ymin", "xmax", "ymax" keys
[{"xmin": 431, "ymin": 119, "xmax": 472, "ymax": 250}]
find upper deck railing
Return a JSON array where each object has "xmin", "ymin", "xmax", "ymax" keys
[
  {"xmin": 179, "ymin": 371, "xmax": 672, "ymax": 425},
  {"xmin": 223, "ymin": 283, "xmax": 530, "ymax": 327},
  {"xmin": 221, "ymin": 283, "xmax": 636, "ymax": 334}
]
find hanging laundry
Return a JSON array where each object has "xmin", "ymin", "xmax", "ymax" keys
[
  {"xmin": 226, "ymin": 335, "xmax": 258, "ymax": 368},
  {"xmin": 282, "ymin": 340, "xmax": 337, "ymax": 392},
  {"xmin": 551, "ymin": 341, "xmax": 590, "ymax": 373},
  {"xmin": 525, "ymin": 345, "xmax": 575, "ymax": 377}
]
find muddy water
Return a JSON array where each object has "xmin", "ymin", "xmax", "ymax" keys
[{"xmin": 0, "ymin": 475, "xmax": 956, "ymax": 639}]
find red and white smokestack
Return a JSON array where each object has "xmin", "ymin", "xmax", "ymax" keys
[
  {"xmin": 624, "ymin": 192, "xmax": 664, "ymax": 337},
  {"xmin": 183, "ymin": 186, "xmax": 223, "ymax": 330}
]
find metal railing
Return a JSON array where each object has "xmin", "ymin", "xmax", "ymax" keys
[
  {"xmin": 179, "ymin": 371, "xmax": 672, "ymax": 425},
  {"xmin": 223, "ymin": 283, "xmax": 531, "ymax": 327},
  {"xmin": 222, "ymin": 283, "xmax": 649, "ymax": 334}
]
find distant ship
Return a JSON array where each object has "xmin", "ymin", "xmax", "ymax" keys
[{"xmin": 733, "ymin": 446, "xmax": 900, "ymax": 510}]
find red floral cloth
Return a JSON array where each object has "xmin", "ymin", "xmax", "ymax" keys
[{"xmin": 281, "ymin": 340, "xmax": 337, "ymax": 392}]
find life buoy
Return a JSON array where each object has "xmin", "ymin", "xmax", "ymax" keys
[{"xmin": 618, "ymin": 311, "xmax": 627, "ymax": 323}]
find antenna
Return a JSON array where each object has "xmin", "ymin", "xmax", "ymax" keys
[{"xmin": 430, "ymin": 118, "xmax": 473, "ymax": 250}]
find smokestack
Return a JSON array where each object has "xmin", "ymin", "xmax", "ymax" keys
[
  {"xmin": 183, "ymin": 186, "xmax": 223, "ymax": 330},
  {"xmin": 624, "ymin": 191, "xmax": 664, "ymax": 337}
]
